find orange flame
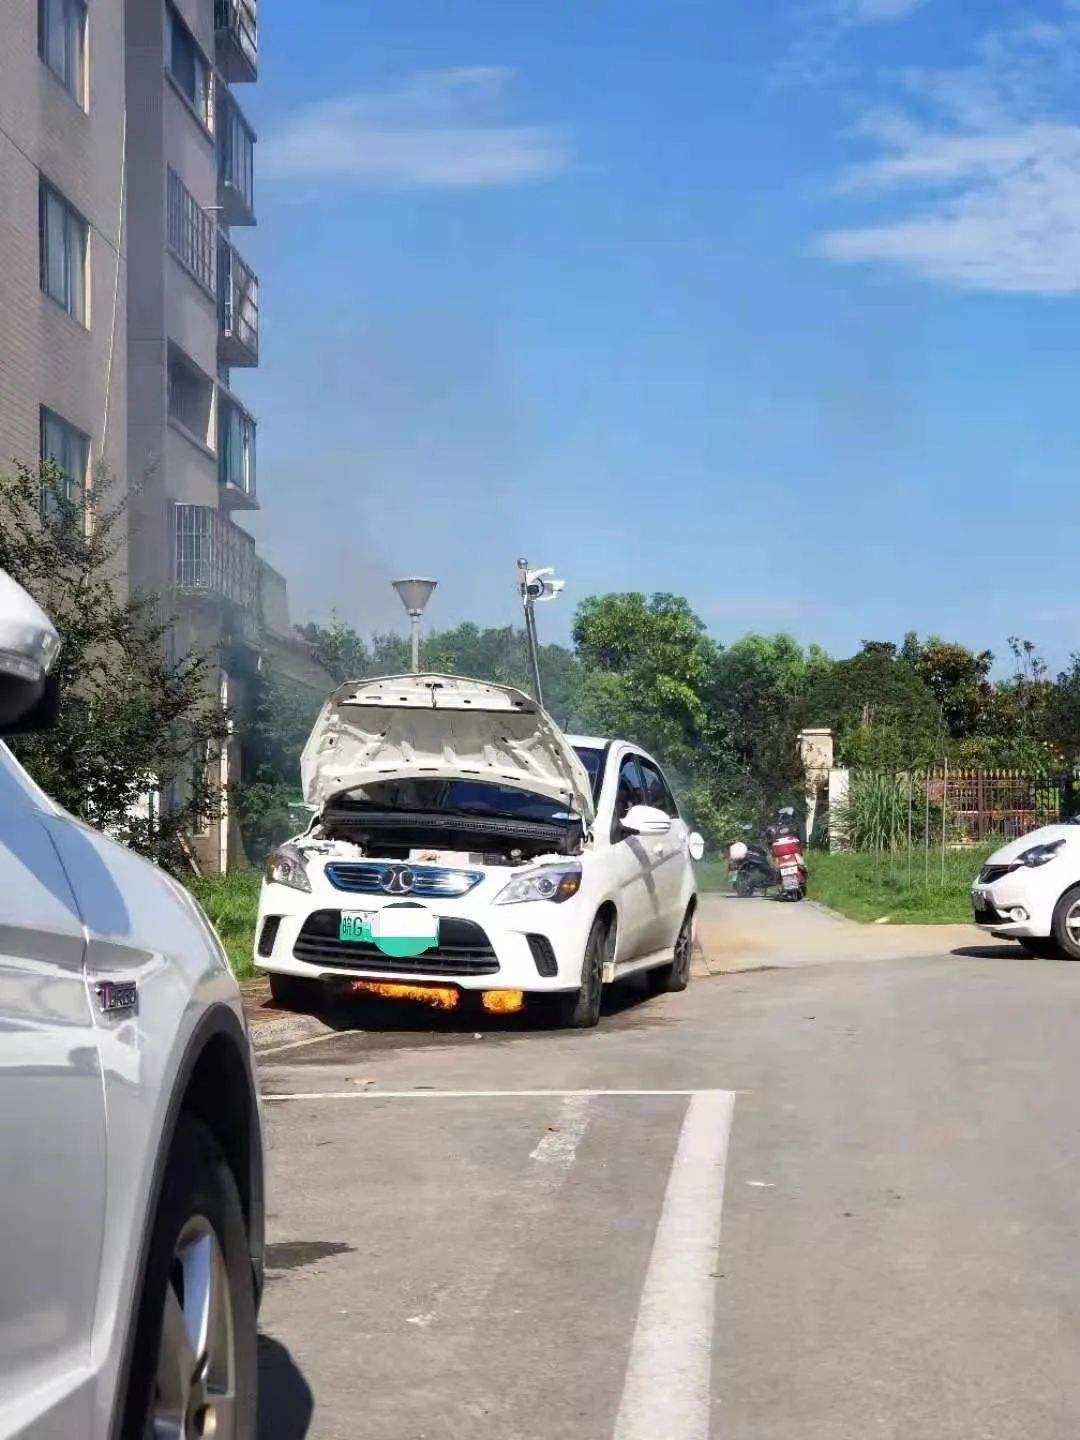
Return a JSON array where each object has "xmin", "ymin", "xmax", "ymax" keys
[
  {"xmin": 351, "ymin": 980, "xmax": 459, "ymax": 1010},
  {"xmin": 480, "ymin": 989, "xmax": 526, "ymax": 1014}
]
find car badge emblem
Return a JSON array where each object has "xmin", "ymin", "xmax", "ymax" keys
[
  {"xmin": 96, "ymin": 980, "xmax": 138, "ymax": 1015},
  {"xmin": 381, "ymin": 866, "xmax": 415, "ymax": 895}
]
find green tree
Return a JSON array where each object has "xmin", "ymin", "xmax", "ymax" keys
[
  {"xmin": 914, "ymin": 640, "xmax": 994, "ymax": 739},
  {"xmin": 806, "ymin": 644, "xmax": 944, "ymax": 769},
  {"xmin": 571, "ymin": 592, "xmax": 715, "ymax": 763},
  {"xmin": 0, "ymin": 462, "xmax": 228, "ymax": 868}
]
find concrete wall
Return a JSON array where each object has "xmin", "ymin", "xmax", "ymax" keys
[{"xmin": 0, "ymin": 0, "xmax": 127, "ymax": 489}]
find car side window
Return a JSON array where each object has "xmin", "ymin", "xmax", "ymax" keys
[
  {"xmin": 639, "ymin": 759, "xmax": 678, "ymax": 818},
  {"xmin": 611, "ymin": 755, "xmax": 646, "ymax": 841}
]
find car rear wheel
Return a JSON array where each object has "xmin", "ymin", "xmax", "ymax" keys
[
  {"xmin": 121, "ymin": 1114, "xmax": 257, "ymax": 1439},
  {"xmin": 647, "ymin": 907, "xmax": 694, "ymax": 995},
  {"xmin": 544, "ymin": 914, "xmax": 608, "ymax": 1028},
  {"xmin": 1051, "ymin": 886, "xmax": 1080, "ymax": 959}
]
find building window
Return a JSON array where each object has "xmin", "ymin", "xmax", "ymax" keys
[
  {"xmin": 167, "ymin": 167, "xmax": 216, "ymax": 294},
  {"xmin": 217, "ymin": 90, "xmax": 255, "ymax": 224},
  {"xmin": 167, "ymin": 347, "xmax": 213, "ymax": 445},
  {"xmin": 40, "ymin": 406, "xmax": 89, "ymax": 512},
  {"xmin": 39, "ymin": 179, "xmax": 88, "ymax": 324},
  {"xmin": 38, "ymin": 0, "xmax": 87, "ymax": 106},
  {"xmin": 218, "ymin": 392, "xmax": 256, "ymax": 500},
  {"xmin": 166, "ymin": 6, "xmax": 212, "ymax": 128}
]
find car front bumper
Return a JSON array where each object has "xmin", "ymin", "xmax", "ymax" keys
[
  {"xmin": 971, "ymin": 872, "xmax": 1057, "ymax": 938},
  {"xmin": 254, "ymin": 884, "xmax": 591, "ymax": 993}
]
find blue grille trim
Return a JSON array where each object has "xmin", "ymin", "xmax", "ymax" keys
[{"xmin": 324, "ymin": 862, "xmax": 484, "ymax": 897}]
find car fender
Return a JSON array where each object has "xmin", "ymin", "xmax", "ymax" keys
[{"xmin": 99, "ymin": 1000, "xmax": 262, "ymax": 1440}]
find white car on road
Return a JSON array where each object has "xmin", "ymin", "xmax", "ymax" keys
[
  {"xmin": 256, "ymin": 674, "xmax": 704, "ymax": 1027},
  {"xmin": 0, "ymin": 568, "xmax": 264, "ymax": 1438},
  {"xmin": 971, "ymin": 823, "xmax": 1080, "ymax": 958}
]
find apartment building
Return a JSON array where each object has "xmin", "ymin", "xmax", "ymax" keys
[
  {"xmin": 124, "ymin": 0, "xmax": 261, "ymax": 869},
  {"xmin": 0, "ymin": 0, "xmax": 127, "ymax": 517}
]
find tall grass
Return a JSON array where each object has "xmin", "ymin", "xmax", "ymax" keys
[{"xmin": 187, "ymin": 871, "xmax": 261, "ymax": 979}]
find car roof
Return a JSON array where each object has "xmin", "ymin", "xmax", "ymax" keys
[{"xmin": 567, "ymin": 734, "xmax": 662, "ymax": 766}]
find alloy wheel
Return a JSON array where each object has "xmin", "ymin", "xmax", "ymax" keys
[
  {"xmin": 1066, "ymin": 900, "xmax": 1080, "ymax": 949},
  {"xmin": 148, "ymin": 1215, "xmax": 237, "ymax": 1439},
  {"xmin": 673, "ymin": 913, "xmax": 693, "ymax": 983}
]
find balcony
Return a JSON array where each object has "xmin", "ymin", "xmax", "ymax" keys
[
  {"xmin": 215, "ymin": 0, "xmax": 257, "ymax": 83},
  {"xmin": 217, "ymin": 91, "xmax": 255, "ymax": 226},
  {"xmin": 167, "ymin": 168, "xmax": 216, "ymax": 297},
  {"xmin": 174, "ymin": 505, "xmax": 256, "ymax": 610},
  {"xmin": 217, "ymin": 237, "xmax": 258, "ymax": 366},
  {"xmin": 218, "ymin": 389, "xmax": 257, "ymax": 508}
]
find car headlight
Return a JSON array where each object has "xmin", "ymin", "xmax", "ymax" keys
[
  {"xmin": 265, "ymin": 844, "xmax": 311, "ymax": 892},
  {"xmin": 1018, "ymin": 839, "xmax": 1065, "ymax": 868},
  {"xmin": 493, "ymin": 865, "xmax": 582, "ymax": 905}
]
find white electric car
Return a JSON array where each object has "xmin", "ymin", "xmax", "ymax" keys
[
  {"xmin": 972, "ymin": 822, "xmax": 1080, "ymax": 959},
  {"xmin": 256, "ymin": 674, "xmax": 704, "ymax": 1027},
  {"xmin": 0, "ymin": 568, "xmax": 264, "ymax": 1438}
]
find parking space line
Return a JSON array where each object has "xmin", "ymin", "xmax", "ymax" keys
[
  {"xmin": 613, "ymin": 1088, "xmax": 735, "ymax": 1440},
  {"xmin": 264, "ymin": 1088, "xmax": 713, "ymax": 1101},
  {"xmin": 529, "ymin": 1093, "xmax": 592, "ymax": 1175}
]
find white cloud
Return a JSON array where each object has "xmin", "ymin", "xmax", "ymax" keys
[
  {"xmin": 816, "ymin": 11, "xmax": 1080, "ymax": 294},
  {"xmin": 262, "ymin": 69, "xmax": 570, "ymax": 190},
  {"xmin": 837, "ymin": 0, "xmax": 926, "ymax": 25}
]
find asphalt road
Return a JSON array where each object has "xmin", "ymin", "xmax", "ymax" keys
[{"xmin": 255, "ymin": 899, "xmax": 1080, "ymax": 1439}]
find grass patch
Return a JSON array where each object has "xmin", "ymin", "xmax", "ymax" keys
[
  {"xmin": 695, "ymin": 859, "xmax": 730, "ymax": 893},
  {"xmin": 186, "ymin": 871, "xmax": 261, "ymax": 979},
  {"xmin": 807, "ymin": 847, "xmax": 992, "ymax": 925}
]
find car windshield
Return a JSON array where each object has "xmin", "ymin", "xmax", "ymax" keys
[
  {"xmin": 336, "ymin": 777, "xmax": 576, "ymax": 825},
  {"xmin": 573, "ymin": 745, "xmax": 606, "ymax": 801}
]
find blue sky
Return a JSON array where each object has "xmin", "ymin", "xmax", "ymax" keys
[{"xmin": 238, "ymin": 0, "xmax": 1080, "ymax": 670}]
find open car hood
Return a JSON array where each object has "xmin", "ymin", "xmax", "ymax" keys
[{"xmin": 300, "ymin": 673, "xmax": 596, "ymax": 824}]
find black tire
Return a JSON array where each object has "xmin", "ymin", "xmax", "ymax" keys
[
  {"xmin": 1051, "ymin": 885, "xmax": 1080, "ymax": 959},
  {"xmin": 544, "ymin": 914, "xmax": 609, "ymax": 1029},
  {"xmin": 734, "ymin": 868, "xmax": 756, "ymax": 898},
  {"xmin": 647, "ymin": 906, "xmax": 695, "ymax": 995},
  {"xmin": 269, "ymin": 971, "xmax": 321, "ymax": 1010},
  {"xmin": 120, "ymin": 1114, "xmax": 257, "ymax": 1439},
  {"xmin": 1019, "ymin": 937, "xmax": 1062, "ymax": 960}
]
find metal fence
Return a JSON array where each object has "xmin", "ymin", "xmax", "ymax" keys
[{"xmin": 831, "ymin": 767, "xmax": 1076, "ymax": 853}]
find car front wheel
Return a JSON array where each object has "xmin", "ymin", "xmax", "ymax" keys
[
  {"xmin": 121, "ymin": 1114, "xmax": 257, "ymax": 1439},
  {"xmin": 544, "ymin": 914, "xmax": 609, "ymax": 1028},
  {"xmin": 1051, "ymin": 885, "xmax": 1080, "ymax": 959}
]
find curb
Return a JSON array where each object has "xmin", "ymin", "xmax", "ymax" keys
[{"xmin": 249, "ymin": 1012, "xmax": 334, "ymax": 1053}]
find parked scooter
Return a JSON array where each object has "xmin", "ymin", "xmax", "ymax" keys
[{"xmin": 728, "ymin": 809, "xmax": 808, "ymax": 901}]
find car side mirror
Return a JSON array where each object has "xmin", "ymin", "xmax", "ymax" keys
[
  {"xmin": 621, "ymin": 804, "xmax": 672, "ymax": 837},
  {"xmin": 0, "ymin": 570, "xmax": 62, "ymax": 736},
  {"xmin": 688, "ymin": 831, "xmax": 705, "ymax": 862}
]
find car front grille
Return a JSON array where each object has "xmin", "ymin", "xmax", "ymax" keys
[
  {"xmin": 977, "ymin": 863, "xmax": 1013, "ymax": 885},
  {"xmin": 293, "ymin": 909, "xmax": 499, "ymax": 977},
  {"xmin": 324, "ymin": 862, "xmax": 483, "ymax": 898}
]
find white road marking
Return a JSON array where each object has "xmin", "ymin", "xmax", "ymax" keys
[
  {"xmin": 613, "ymin": 1088, "xmax": 736, "ymax": 1440},
  {"xmin": 264, "ymin": 1087, "xmax": 711, "ymax": 1102},
  {"xmin": 529, "ymin": 1094, "xmax": 592, "ymax": 1175}
]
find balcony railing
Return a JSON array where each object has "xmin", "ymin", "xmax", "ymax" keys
[
  {"xmin": 174, "ymin": 505, "xmax": 256, "ymax": 609},
  {"xmin": 218, "ymin": 390, "xmax": 257, "ymax": 507},
  {"xmin": 217, "ymin": 91, "xmax": 255, "ymax": 226},
  {"xmin": 215, "ymin": 0, "xmax": 257, "ymax": 82},
  {"xmin": 217, "ymin": 238, "xmax": 258, "ymax": 366},
  {"xmin": 167, "ymin": 168, "xmax": 216, "ymax": 296}
]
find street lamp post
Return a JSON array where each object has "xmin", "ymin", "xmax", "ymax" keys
[{"xmin": 392, "ymin": 577, "xmax": 438, "ymax": 674}]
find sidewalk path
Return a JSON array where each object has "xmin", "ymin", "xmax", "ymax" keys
[{"xmin": 695, "ymin": 891, "xmax": 988, "ymax": 974}]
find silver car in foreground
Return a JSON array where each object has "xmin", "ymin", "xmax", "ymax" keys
[{"xmin": 0, "ymin": 569, "xmax": 264, "ymax": 1439}]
